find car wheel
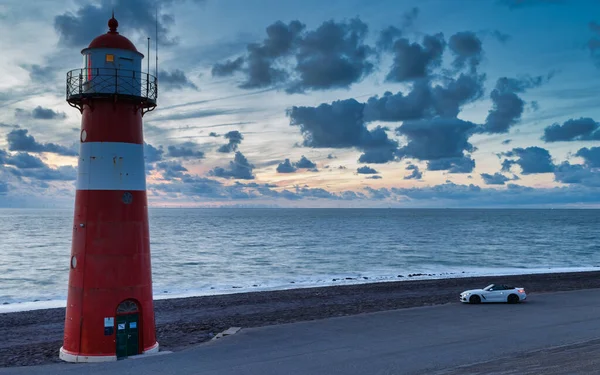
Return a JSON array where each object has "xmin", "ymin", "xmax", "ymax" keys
[
  {"xmin": 469, "ymin": 295, "xmax": 481, "ymax": 304},
  {"xmin": 507, "ymin": 294, "xmax": 519, "ymax": 304}
]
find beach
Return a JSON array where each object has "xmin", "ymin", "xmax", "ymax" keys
[{"xmin": 2, "ymin": 269, "xmax": 600, "ymax": 369}]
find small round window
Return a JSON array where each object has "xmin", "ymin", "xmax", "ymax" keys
[
  {"xmin": 81, "ymin": 129, "xmax": 87, "ymax": 142},
  {"xmin": 71, "ymin": 256, "xmax": 77, "ymax": 269}
]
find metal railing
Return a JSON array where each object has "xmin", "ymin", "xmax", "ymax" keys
[{"xmin": 66, "ymin": 68, "xmax": 158, "ymax": 106}]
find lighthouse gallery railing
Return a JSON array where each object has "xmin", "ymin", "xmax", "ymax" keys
[{"xmin": 66, "ymin": 68, "xmax": 158, "ymax": 106}]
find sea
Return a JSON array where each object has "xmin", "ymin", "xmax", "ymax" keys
[{"xmin": 1, "ymin": 208, "xmax": 599, "ymax": 313}]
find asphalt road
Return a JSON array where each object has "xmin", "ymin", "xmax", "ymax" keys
[{"xmin": 2, "ymin": 288, "xmax": 600, "ymax": 375}]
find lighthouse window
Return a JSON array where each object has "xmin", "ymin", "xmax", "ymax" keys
[{"xmin": 106, "ymin": 54, "xmax": 114, "ymax": 62}]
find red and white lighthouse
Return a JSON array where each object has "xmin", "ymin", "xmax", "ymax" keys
[{"xmin": 59, "ymin": 14, "xmax": 159, "ymax": 362}]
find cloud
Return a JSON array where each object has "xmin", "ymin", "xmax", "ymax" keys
[
  {"xmin": 288, "ymin": 98, "xmax": 399, "ymax": 163},
  {"xmin": 15, "ymin": 106, "xmax": 66, "ymax": 120},
  {"xmin": 384, "ymin": 33, "xmax": 446, "ymax": 82},
  {"xmin": 286, "ymin": 18, "xmax": 375, "ymax": 93},
  {"xmin": 404, "ymin": 164, "xmax": 422, "ymax": 180},
  {"xmin": 502, "ymin": 139, "xmax": 512, "ymax": 145},
  {"xmin": 392, "ymin": 181, "xmax": 598, "ymax": 206},
  {"xmin": 211, "ymin": 57, "xmax": 245, "ymax": 77},
  {"xmin": 144, "ymin": 143, "xmax": 164, "ymax": 163},
  {"xmin": 367, "ymin": 175, "xmax": 382, "ymax": 180},
  {"xmin": 276, "ymin": 159, "xmax": 297, "ymax": 173},
  {"xmin": 217, "ymin": 131, "xmax": 244, "ymax": 153},
  {"xmin": 167, "ymin": 143, "xmax": 205, "ymax": 159},
  {"xmin": 481, "ymin": 172, "xmax": 511, "ymax": 185},
  {"xmin": 553, "ymin": 162, "xmax": 600, "ymax": 187},
  {"xmin": 158, "ymin": 69, "xmax": 198, "ymax": 90},
  {"xmin": 357, "ymin": 166, "xmax": 378, "ymax": 174},
  {"xmin": 575, "ymin": 147, "xmax": 600, "ymax": 168},
  {"xmin": 448, "ymin": 31, "xmax": 483, "ymax": 73},
  {"xmin": 396, "ymin": 117, "xmax": 478, "ymax": 161},
  {"xmin": 156, "ymin": 160, "xmax": 188, "ymax": 179},
  {"xmin": 541, "ymin": 117, "xmax": 600, "ymax": 142},
  {"xmin": 7, "ymin": 129, "xmax": 78, "ymax": 156},
  {"xmin": 426, "ymin": 156, "xmax": 475, "ymax": 173},
  {"xmin": 275, "ymin": 155, "xmax": 317, "ymax": 173},
  {"xmin": 501, "ymin": 146, "xmax": 555, "ymax": 174},
  {"xmin": 53, "ymin": 0, "xmax": 197, "ymax": 48},
  {"xmin": 211, "ymin": 18, "xmax": 375, "ymax": 93},
  {"xmin": 3, "ymin": 152, "xmax": 47, "ymax": 169},
  {"xmin": 209, "ymin": 151, "xmax": 255, "ymax": 179},
  {"xmin": 8, "ymin": 164, "xmax": 77, "ymax": 181},
  {"xmin": 295, "ymin": 155, "xmax": 316, "ymax": 169}
]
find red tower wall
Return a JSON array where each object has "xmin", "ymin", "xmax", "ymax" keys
[{"xmin": 61, "ymin": 100, "xmax": 157, "ymax": 360}]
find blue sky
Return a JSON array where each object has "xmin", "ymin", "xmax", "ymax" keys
[{"xmin": 0, "ymin": 0, "xmax": 599, "ymax": 208}]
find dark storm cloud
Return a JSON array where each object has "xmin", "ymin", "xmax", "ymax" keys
[
  {"xmin": 501, "ymin": 146, "xmax": 555, "ymax": 174},
  {"xmin": 481, "ymin": 172, "xmax": 511, "ymax": 185},
  {"xmin": 404, "ymin": 164, "xmax": 422, "ymax": 180},
  {"xmin": 144, "ymin": 143, "xmax": 164, "ymax": 162},
  {"xmin": 385, "ymin": 33, "xmax": 446, "ymax": 82},
  {"xmin": 480, "ymin": 74, "xmax": 553, "ymax": 134},
  {"xmin": 448, "ymin": 31, "xmax": 483, "ymax": 73},
  {"xmin": 158, "ymin": 70, "xmax": 198, "ymax": 90},
  {"xmin": 212, "ymin": 18, "xmax": 375, "ymax": 92},
  {"xmin": 426, "ymin": 156, "xmax": 476, "ymax": 173},
  {"xmin": 7, "ymin": 129, "xmax": 78, "ymax": 156},
  {"xmin": 541, "ymin": 117, "xmax": 600, "ymax": 142},
  {"xmin": 167, "ymin": 143, "xmax": 205, "ymax": 159},
  {"xmin": 553, "ymin": 162, "xmax": 600, "ymax": 187},
  {"xmin": 276, "ymin": 159, "xmax": 297, "ymax": 173},
  {"xmin": 217, "ymin": 131, "xmax": 244, "ymax": 153},
  {"xmin": 576, "ymin": 147, "xmax": 600, "ymax": 168},
  {"xmin": 53, "ymin": 0, "xmax": 200, "ymax": 47},
  {"xmin": 209, "ymin": 151, "xmax": 255, "ymax": 180},
  {"xmin": 357, "ymin": 166, "xmax": 378, "ymax": 174},
  {"xmin": 15, "ymin": 106, "xmax": 66, "ymax": 120},
  {"xmin": 288, "ymin": 99, "xmax": 399, "ymax": 163},
  {"xmin": 286, "ymin": 18, "xmax": 375, "ymax": 93}
]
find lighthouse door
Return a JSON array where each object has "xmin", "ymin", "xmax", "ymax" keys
[{"xmin": 115, "ymin": 300, "xmax": 140, "ymax": 359}]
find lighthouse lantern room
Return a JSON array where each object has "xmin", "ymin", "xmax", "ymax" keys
[{"xmin": 60, "ymin": 14, "xmax": 159, "ymax": 363}]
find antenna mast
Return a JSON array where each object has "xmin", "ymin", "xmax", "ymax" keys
[{"xmin": 155, "ymin": 5, "xmax": 158, "ymax": 79}]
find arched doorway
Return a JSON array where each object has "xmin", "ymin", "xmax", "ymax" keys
[{"xmin": 115, "ymin": 299, "xmax": 140, "ymax": 359}]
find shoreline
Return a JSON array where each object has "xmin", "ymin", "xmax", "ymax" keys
[
  {"xmin": 2, "ymin": 269, "xmax": 600, "ymax": 368},
  {"xmin": 2, "ymin": 266, "xmax": 600, "ymax": 314}
]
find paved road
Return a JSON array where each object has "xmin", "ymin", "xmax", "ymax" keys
[{"xmin": 2, "ymin": 289, "xmax": 600, "ymax": 375}]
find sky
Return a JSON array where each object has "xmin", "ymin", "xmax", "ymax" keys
[{"xmin": 0, "ymin": 0, "xmax": 599, "ymax": 208}]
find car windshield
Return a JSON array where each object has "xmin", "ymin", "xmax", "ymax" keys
[{"xmin": 483, "ymin": 284, "xmax": 495, "ymax": 291}]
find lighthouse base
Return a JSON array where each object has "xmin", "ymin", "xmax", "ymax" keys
[{"xmin": 59, "ymin": 342, "xmax": 159, "ymax": 363}]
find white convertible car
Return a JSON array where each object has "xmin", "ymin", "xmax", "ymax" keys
[{"xmin": 460, "ymin": 283, "xmax": 527, "ymax": 304}]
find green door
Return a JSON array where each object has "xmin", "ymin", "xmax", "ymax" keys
[{"xmin": 116, "ymin": 314, "xmax": 139, "ymax": 359}]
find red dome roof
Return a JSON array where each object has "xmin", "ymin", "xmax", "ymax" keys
[{"xmin": 85, "ymin": 15, "xmax": 139, "ymax": 53}]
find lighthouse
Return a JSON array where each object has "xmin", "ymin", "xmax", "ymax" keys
[{"xmin": 59, "ymin": 14, "xmax": 159, "ymax": 362}]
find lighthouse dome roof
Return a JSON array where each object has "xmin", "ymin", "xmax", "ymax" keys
[{"xmin": 85, "ymin": 15, "xmax": 140, "ymax": 54}]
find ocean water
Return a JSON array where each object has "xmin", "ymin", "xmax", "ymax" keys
[{"xmin": 0, "ymin": 208, "xmax": 599, "ymax": 312}]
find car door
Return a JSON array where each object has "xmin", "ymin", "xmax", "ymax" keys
[{"xmin": 483, "ymin": 286, "xmax": 503, "ymax": 302}]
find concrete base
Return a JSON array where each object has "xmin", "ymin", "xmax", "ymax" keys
[{"xmin": 59, "ymin": 342, "xmax": 159, "ymax": 363}]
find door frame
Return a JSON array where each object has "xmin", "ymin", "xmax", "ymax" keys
[{"xmin": 115, "ymin": 299, "xmax": 142, "ymax": 358}]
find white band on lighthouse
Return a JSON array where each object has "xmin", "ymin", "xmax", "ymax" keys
[{"xmin": 77, "ymin": 142, "xmax": 146, "ymax": 191}]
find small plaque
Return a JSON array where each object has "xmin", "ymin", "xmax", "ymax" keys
[
  {"xmin": 130, "ymin": 322, "xmax": 137, "ymax": 329},
  {"xmin": 104, "ymin": 317, "xmax": 114, "ymax": 327},
  {"xmin": 118, "ymin": 323, "xmax": 125, "ymax": 330},
  {"xmin": 104, "ymin": 327, "xmax": 114, "ymax": 336}
]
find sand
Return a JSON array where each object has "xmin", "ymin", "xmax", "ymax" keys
[{"xmin": 2, "ymin": 270, "xmax": 600, "ymax": 368}]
